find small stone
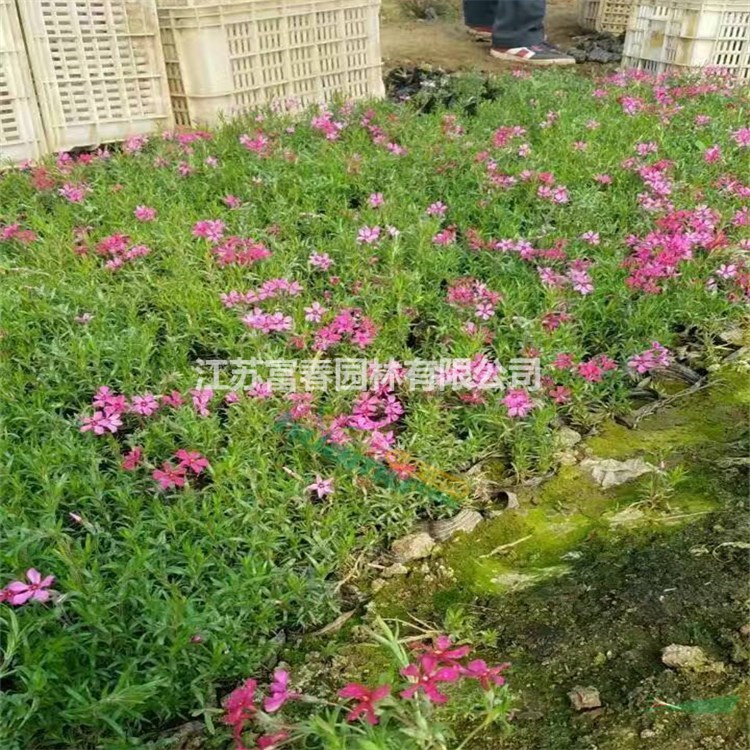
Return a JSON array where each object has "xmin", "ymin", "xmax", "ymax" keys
[
  {"xmin": 556, "ymin": 426, "xmax": 583, "ymax": 449},
  {"xmin": 568, "ymin": 686, "xmax": 602, "ymax": 711},
  {"xmin": 429, "ymin": 509, "xmax": 483, "ymax": 541},
  {"xmin": 581, "ymin": 457, "xmax": 654, "ymax": 489},
  {"xmin": 382, "ymin": 563, "xmax": 409, "ymax": 578},
  {"xmin": 718, "ymin": 327, "xmax": 747, "ymax": 346},
  {"xmin": 391, "ymin": 531, "xmax": 435, "ymax": 562},
  {"xmin": 739, "ymin": 624, "xmax": 750, "ymax": 638},
  {"xmin": 661, "ymin": 644, "xmax": 724, "ymax": 672},
  {"xmin": 556, "ymin": 450, "xmax": 579, "ymax": 466},
  {"xmin": 641, "ymin": 729, "xmax": 657, "ymax": 739}
]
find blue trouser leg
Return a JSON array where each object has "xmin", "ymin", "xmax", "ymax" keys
[
  {"xmin": 462, "ymin": 0, "xmax": 497, "ymax": 29},
  {"xmin": 463, "ymin": 0, "xmax": 547, "ymax": 48}
]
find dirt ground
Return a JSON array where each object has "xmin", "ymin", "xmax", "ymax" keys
[{"xmin": 381, "ymin": 0, "xmax": 582, "ymax": 71}]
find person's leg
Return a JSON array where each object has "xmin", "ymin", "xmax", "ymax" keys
[
  {"xmin": 492, "ymin": 0, "xmax": 546, "ymax": 49},
  {"xmin": 489, "ymin": 0, "xmax": 575, "ymax": 65},
  {"xmin": 462, "ymin": 0, "xmax": 497, "ymax": 35}
]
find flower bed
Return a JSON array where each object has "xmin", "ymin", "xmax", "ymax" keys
[{"xmin": 0, "ymin": 68, "xmax": 748, "ymax": 748}]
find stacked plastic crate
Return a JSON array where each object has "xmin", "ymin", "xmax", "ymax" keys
[
  {"xmin": 0, "ymin": 0, "xmax": 47, "ymax": 164},
  {"xmin": 16, "ymin": 0, "xmax": 172, "ymax": 152},
  {"xmin": 578, "ymin": 0, "xmax": 635, "ymax": 34},
  {"xmin": 622, "ymin": 0, "xmax": 750, "ymax": 78},
  {"xmin": 155, "ymin": 0, "xmax": 384, "ymax": 127}
]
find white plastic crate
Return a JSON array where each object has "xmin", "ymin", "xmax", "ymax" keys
[
  {"xmin": 579, "ymin": 0, "xmax": 635, "ymax": 34},
  {"xmin": 622, "ymin": 0, "xmax": 750, "ymax": 79},
  {"xmin": 156, "ymin": 0, "xmax": 385, "ymax": 126},
  {"xmin": 0, "ymin": 0, "xmax": 47, "ymax": 164},
  {"xmin": 16, "ymin": 0, "xmax": 172, "ymax": 152}
]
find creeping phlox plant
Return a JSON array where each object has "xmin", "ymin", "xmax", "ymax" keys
[
  {"xmin": 0, "ymin": 66, "xmax": 748, "ymax": 748},
  {"xmin": 222, "ymin": 619, "xmax": 512, "ymax": 750}
]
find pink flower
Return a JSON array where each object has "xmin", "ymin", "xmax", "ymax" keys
[
  {"xmin": 92, "ymin": 386, "xmax": 128, "ymax": 413},
  {"xmin": 432, "ymin": 227, "xmax": 457, "ymax": 246},
  {"xmin": 628, "ymin": 342, "xmax": 672, "ymax": 373},
  {"xmin": 123, "ymin": 134, "xmax": 148, "ymax": 154},
  {"xmin": 191, "ymin": 388, "xmax": 213, "ymax": 417},
  {"xmin": 413, "ymin": 635, "xmax": 471, "ymax": 666},
  {"xmin": 304, "ymin": 301, "xmax": 327, "ymax": 322},
  {"xmin": 580, "ymin": 231, "xmax": 600, "ymax": 245},
  {"xmin": 175, "ymin": 449, "xmax": 210, "ymax": 474},
  {"xmin": 553, "ymin": 186, "xmax": 570, "ymax": 204},
  {"xmin": 426, "ymin": 201, "xmax": 447, "ymax": 217},
  {"xmin": 401, "ymin": 655, "xmax": 461, "ymax": 703},
  {"xmin": 551, "ymin": 353, "xmax": 575, "ymax": 370},
  {"xmin": 134, "ymin": 205, "xmax": 157, "ymax": 222},
  {"xmin": 58, "ymin": 182, "xmax": 90, "ymax": 203},
  {"xmin": 368, "ymin": 192, "xmax": 384, "ymax": 208},
  {"xmin": 242, "ymin": 309, "xmax": 293, "ymax": 334},
  {"xmin": 240, "ymin": 132, "xmax": 272, "ymax": 155},
  {"xmin": 224, "ymin": 679, "xmax": 257, "ymax": 744},
  {"xmin": 309, "ymin": 252, "xmax": 333, "ymax": 270},
  {"xmin": 130, "ymin": 393, "xmax": 160, "ymax": 417},
  {"xmin": 621, "ymin": 96, "xmax": 644, "ymax": 115},
  {"xmin": 4, "ymin": 569, "xmax": 55, "ymax": 606},
  {"xmin": 263, "ymin": 669, "xmax": 300, "ymax": 713},
  {"xmin": 462, "ymin": 660, "xmax": 510, "ymax": 690},
  {"xmin": 306, "ymin": 475, "xmax": 334, "ymax": 498},
  {"xmin": 247, "ymin": 381, "xmax": 273, "ymax": 399},
  {"xmin": 704, "ymin": 145, "xmax": 722, "ymax": 163},
  {"xmin": 548, "ymin": 385, "xmax": 571, "ymax": 404},
  {"xmin": 152, "ymin": 462, "xmax": 187, "ymax": 490},
  {"xmin": 731, "ymin": 127, "xmax": 750, "ymax": 148},
  {"xmin": 635, "ymin": 141, "xmax": 658, "ymax": 156},
  {"xmin": 122, "ymin": 447, "xmax": 143, "ymax": 471},
  {"xmin": 223, "ymin": 194, "xmax": 242, "ymax": 209},
  {"xmin": 161, "ymin": 390, "xmax": 184, "ymax": 408},
  {"xmin": 502, "ymin": 388, "xmax": 535, "ymax": 418},
  {"xmin": 339, "ymin": 683, "xmax": 391, "ymax": 724},
  {"xmin": 192, "ymin": 219, "xmax": 225, "ymax": 244},
  {"xmin": 594, "ymin": 173, "xmax": 613, "ymax": 185},
  {"xmin": 716, "ymin": 264, "xmax": 737, "ymax": 279},
  {"xmin": 357, "ymin": 225, "xmax": 381, "ymax": 245},
  {"xmin": 577, "ymin": 360, "xmax": 603, "ymax": 382},
  {"xmin": 474, "ymin": 302, "xmax": 495, "ymax": 320},
  {"xmin": 80, "ymin": 410, "xmax": 123, "ymax": 435},
  {"xmin": 568, "ymin": 268, "xmax": 594, "ymax": 295}
]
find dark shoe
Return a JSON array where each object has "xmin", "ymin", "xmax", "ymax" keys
[{"xmin": 490, "ymin": 42, "xmax": 576, "ymax": 66}]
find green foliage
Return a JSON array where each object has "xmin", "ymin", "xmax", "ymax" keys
[{"xmin": 0, "ymin": 69, "xmax": 747, "ymax": 747}]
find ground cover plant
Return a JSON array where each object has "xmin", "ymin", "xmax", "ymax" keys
[{"xmin": 0, "ymin": 67, "xmax": 748, "ymax": 749}]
